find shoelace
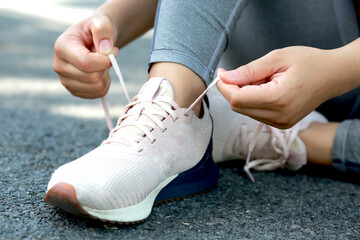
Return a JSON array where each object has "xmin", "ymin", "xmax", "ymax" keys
[
  {"xmin": 243, "ymin": 124, "xmax": 303, "ymax": 182},
  {"xmin": 101, "ymin": 54, "xmax": 182, "ymax": 152},
  {"xmin": 185, "ymin": 77, "xmax": 267, "ymax": 181},
  {"xmin": 100, "ymin": 53, "xmax": 131, "ymax": 130},
  {"xmin": 102, "ymin": 96, "xmax": 179, "ymax": 152},
  {"xmin": 102, "ymin": 54, "xmax": 265, "ymax": 181}
]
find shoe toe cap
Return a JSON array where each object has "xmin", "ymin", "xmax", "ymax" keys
[{"xmin": 44, "ymin": 182, "xmax": 89, "ymax": 217}]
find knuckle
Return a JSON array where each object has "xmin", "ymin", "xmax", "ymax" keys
[
  {"xmin": 59, "ymin": 78, "xmax": 70, "ymax": 89},
  {"xmin": 53, "ymin": 37, "xmax": 63, "ymax": 55},
  {"xmin": 99, "ymin": 87, "xmax": 109, "ymax": 97},
  {"xmin": 239, "ymin": 64, "xmax": 256, "ymax": 79},
  {"xmin": 96, "ymin": 88, "xmax": 108, "ymax": 98},
  {"xmin": 266, "ymin": 49, "xmax": 286, "ymax": 65},
  {"xmin": 91, "ymin": 15, "xmax": 114, "ymax": 37},
  {"xmin": 94, "ymin": 80, "xmax": 108, "ymax": 95},
  {"xmin": 53, "ymin": 34, "xmax": 69, "ymax": 58},
  {"xmin": 93, "ymin": 23, "xmax": 113, "ymax": 36},
  {"xmin": 78, "ymin": 59, "xmax": 93, "ymax": 72},
  {"xmin": 228, "ymin": 92, "xmax": 240, "ymax": 108},
  {"xmin": 102, "ymin": 81, "xmax": 110, "ymax": 96},
  {"xmin": 87, "ymin": 72, "xmax": 102, "ymax": 83},
  {"xmin": 52, "ymin": 61, "xmax": 61, "ymax": 74},
  {"xmin": 53, "ymin": 44, "xmax": 61, "ymax": 57},
  {"xmin": 268, "ymin": 48, "xmax": 283, "ymax": 59}
]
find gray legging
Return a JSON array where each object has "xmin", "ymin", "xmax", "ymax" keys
[{"xmin": 148, "ymin": 0, "xmax": 360, "ymax": 174}]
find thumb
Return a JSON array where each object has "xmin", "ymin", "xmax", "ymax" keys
[
  {"xmin": 220, "ymin": 54, "xmax": 280, "ymax": 86},
  {"xmin": 89, "ymin": 13, "xmax": 117, "ymax": 55}
]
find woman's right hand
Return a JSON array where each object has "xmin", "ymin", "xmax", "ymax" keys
[{"xmin": 53, "ymin": 13, "xmax": 118, "ymax": 99}]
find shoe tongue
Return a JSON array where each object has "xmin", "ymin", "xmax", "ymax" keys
[
  {"xmin": 138, "ymin": 77, "xmax": 174, "ymax": 102},
  {"xmin": 114, "ymin": 77, "xmax": 174, "ymax": 142}
]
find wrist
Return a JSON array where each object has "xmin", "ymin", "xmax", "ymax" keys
[
  {"xmin": 95, "ymin": 0, "xmax": 157, "ymax": 48},
  {"xmin": 329, "ymin": 38, "xmax": 360, "ymax": 97}
]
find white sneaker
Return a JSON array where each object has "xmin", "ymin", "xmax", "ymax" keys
[
  {"xmin": 44, "ymin": 77, "xmax": 219, "ymax": 223},
  {"xmin": 208, "ymin": 90, "xmax": 328, "ymax": 173}
]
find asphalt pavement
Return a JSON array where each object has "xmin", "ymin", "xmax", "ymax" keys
[{"xmin": 1, "ymin": 1, "xmax": 359, "ymax": 239}]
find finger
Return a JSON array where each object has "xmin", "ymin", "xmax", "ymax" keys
[
  {"xmin": 89, "ymin": 14, "xmax": 116, "ymax": 55},
  {"xmin": 55, "ymin": 34, "xmax": 111, "ymax": 73},
  {"xmin": 229, "ymin": 106, "xmax": 292, "ymax": 129},
  {"xmin": 228, "ymin": 103, "xmax": 276, "ymax": 124},
  {"xmin": 55, "ymin": 58, "xmax": 106, "ymax": 84},
  {"xmin": 217, "ymin": 80, "xmax": 267, "ymax": 109},
  {"xmin": 216, "ymin": 68, "xmax": 226, "ymax": 76},
  {"xmin": 232, "ymin": 102, "xmax": 304, "ymax": 129},
  {"xmin": 60, "ymin": 72, "xmax": 111, "ymax": 99},
  {"xmin": 64, "ymin": 46, "xmax": 111, "ymax": 73},
  {"xmin": 218, "ymin": 78, "xmax": 286, "ymax": 109},
  {"xmin": 219, "ymin": 53, "xmax": 282, "ymax": 86}
]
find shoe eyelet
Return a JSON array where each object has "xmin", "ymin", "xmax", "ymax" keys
[
  {"xmin": 162, "ymin": 128, "xmax": 167, "ymax": 133},
  {"xmin": 138, "ymin": 148, "xmax": 144, "ymax": 152},
  {"xmin": 151, "ymin": 139, "xmax": 156, "ymax": 144}
]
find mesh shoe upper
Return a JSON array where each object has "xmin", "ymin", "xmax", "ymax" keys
[{"xmin": 47, "ymin": 77, "xmax": 212, "ymax": 210}]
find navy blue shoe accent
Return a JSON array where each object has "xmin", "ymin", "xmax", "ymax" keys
[{"xmin": 155, "ymin": 137, "xmax": 219, "ymax": 203}]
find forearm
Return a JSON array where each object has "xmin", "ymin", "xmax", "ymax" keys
[
  {"xmin": 96, "ymin": 0, "xmax": 158, "ymax": 48},
  {"xmin": 329, "ymin": 37, "xmax": 360, "ymax": 98}
]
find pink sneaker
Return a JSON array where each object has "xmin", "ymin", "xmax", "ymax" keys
[
  {"xmin": 208, "ymin": 91, "xmax": 328, "ymax": 177},
  {"xmin": 44, "ymin": 77, "xmax": 219, "ymax": 223}
]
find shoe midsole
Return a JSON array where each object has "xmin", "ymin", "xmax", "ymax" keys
[{"xmin": 82, "ymin": 174, "xmax": 178, "ymax": 222}]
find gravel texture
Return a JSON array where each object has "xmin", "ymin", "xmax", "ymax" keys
[{"xmin": 1, "ymin": 2, "xmax": 359, "ymax": 239}]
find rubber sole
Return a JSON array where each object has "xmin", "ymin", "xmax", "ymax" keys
[{"xmin": 44, "ymin": 140, "xmax": 219, "ymax": 224}]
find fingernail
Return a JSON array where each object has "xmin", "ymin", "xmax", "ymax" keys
[
  {"xmin": 222, "ymin": 70, "xmax": 239, "ymax": 80},
  {"xmin": 217, "ymin": 68, "xmax": 225, "ymax": 76},
  {"xmin": 99, "ymin": 39, "xmax": 112, "ymax": 55}
]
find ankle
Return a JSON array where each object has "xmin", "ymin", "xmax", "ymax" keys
[
  {"xmin": 149, "ymin": 62, "xmax": 206, "ymax": 117},
  {"xmin": 299, "ymin": 122, "xmax": 339, "ymax": 166}
]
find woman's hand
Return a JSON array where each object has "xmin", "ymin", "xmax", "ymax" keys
[
  {"xmin": 53, "ymin": 13, "xmax": 118, "ymax": 98},
  {"xmin": 217, "ymin": 46, "xmax": 348, "ymax": 128},
  {"xmin": 53, "ymin": 0, "xmax": 158, "ymax": 99}
]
